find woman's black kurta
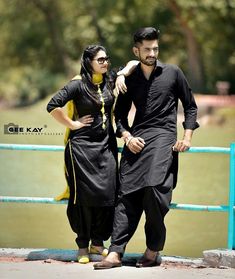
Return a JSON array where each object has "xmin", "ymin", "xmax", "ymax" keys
[
  {"xmin": 47, "ymin": 78, "xmax": 118, "ymax": 207},
  {"xmin": 114, "ymin": 61, "xmax": 199, "ymax": 196}
]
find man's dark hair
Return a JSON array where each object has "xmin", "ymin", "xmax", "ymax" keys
[{"xmin": 133, "ymin": 27, "xmax": 160, "ymax": 45}]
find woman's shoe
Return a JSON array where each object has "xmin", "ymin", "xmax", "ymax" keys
[
  {"xmin": 90, "ymin": 245, "xmax": 109, "ymax": 257},
  {"xmin": 77, "ymin": 255, "xmax": 90, "ymax": 264}
]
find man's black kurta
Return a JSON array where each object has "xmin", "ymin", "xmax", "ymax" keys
[{"xmin": 114, "ymin": 61, "xmax": 199, "ymax": 196}]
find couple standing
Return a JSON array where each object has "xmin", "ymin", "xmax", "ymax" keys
[{"xmin": 47, "ymin": 27, "xmax": 199, "ymax": 269}]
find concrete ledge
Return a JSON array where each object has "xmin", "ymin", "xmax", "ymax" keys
[
  {"xmin": 1, "ymin": 248, "xmax": 234, "ymax": 268},
  {"xmin": 0, "ymin": 248, "xmax": 101, "ymax": 262},
  {"xmin": 203, "ymin": 249, "xmax": 235, "ymax": 268},
  {"xmin": 0, "ymin": 248, "xmax": 205, "ymax": 267}
]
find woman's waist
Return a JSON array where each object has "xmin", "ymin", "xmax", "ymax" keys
[{"xmin": 70, "ymin": 124, "xmax": 113, "ymax": 140}]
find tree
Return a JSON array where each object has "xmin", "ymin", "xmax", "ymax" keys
[
  {"xmin": 166, "ymin": 0, "xmax": 205, "ymax": 92},
  {"xmin": 0, "ymin": 0, "xmax": 235, "ymax": 107},
  {"xmin": 31, "ymin": 0, "xmax": 70, "ymax": 74}
]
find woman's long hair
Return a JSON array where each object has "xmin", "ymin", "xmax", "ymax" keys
[{"xmin": 80, "ymin": 45, "xmax": 113, "ymax": 103}]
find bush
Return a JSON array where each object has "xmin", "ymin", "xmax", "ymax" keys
[{"xmin": 0, "ymin": 67, "xmax": 65, "ymax": 107}]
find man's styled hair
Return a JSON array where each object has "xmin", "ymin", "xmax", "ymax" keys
[{"xmin": 133, "ymin": 27, "xmax": 160, "ymax": 45}]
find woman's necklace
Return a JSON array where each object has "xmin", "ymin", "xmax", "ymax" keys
[{"xmin": 92, "ymin": 74, "xmax": 106, "ymax": 129}]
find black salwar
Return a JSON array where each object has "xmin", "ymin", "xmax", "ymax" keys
[
  {"xmin": 109, "ymin": 158, "xmax": 176, "ymax": 255},
  {"xmin": 67, "ymin": 202, "xmax": 114, "ymax": 248}
]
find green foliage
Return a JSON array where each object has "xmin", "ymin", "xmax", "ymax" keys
[
  {"xmin": 0, "ymin": 66, "xmax": 64, "ymax": 107},
  {"xmin": 0, "ymin": 0, "xmax": 234, "ymax": 107}
]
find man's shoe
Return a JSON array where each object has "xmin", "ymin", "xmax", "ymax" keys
[
  {"xmin": 93, "ymin": 260, "xmax": 122, "ymax": 270},
  {"xmin": 136, "ymin": 253, "xmax": 161, "ymax": 268}
]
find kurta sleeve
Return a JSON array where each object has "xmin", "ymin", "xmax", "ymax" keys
[
  {"xmin": 114, "ymin": 91, "xmax": 133, "ymax": 138},
  {"xmin": 46, "ymin": 80, "xmax": 79, "ymax": 113},
  {"xmin": 108, "ymin": 67, "xmax": 124, "ymax": 90},
  {"xmin": 176, "ymin": 67, "xmax": 199, "ymax": 130}
]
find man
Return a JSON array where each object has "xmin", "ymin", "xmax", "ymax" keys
[{"xmin": 94, "ymin": 27, "xmax": 199, "ymax": 269}]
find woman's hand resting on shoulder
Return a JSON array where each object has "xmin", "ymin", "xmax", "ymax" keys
[{"xmin": 115, "ymin": 75, "xmax": 127, "ymax": 95}]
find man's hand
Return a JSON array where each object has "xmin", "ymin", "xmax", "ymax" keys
[
  {"xmin": 173, "ymin": 129, "xmax": 193, "ymax": 152},
  {"xmin": 115, "ymin": 75, "xmax": 127, "ymax": 94},
  {"xmin": 126, "ymin": 137, "xmax": 145, "ymax": 154},
  {"xmin": 172, "ymin": 138, "xmax": 191, "ymax": 152}
]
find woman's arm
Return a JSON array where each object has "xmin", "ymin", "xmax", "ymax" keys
[
  {"xmin": 115, "ymin": 60, "xmax": 139, "ymax": 94},
  {"xmin": 50, "ymin": 108, "xmax": 93, "ymax": 130},
  {"xmin": 117, "ymin": 60, "xmax": 139, "ymax": 77}
]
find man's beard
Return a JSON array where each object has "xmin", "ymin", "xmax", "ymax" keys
[{"xmin": 139, "ymin": 56, "xmax": 156, "ymax": 66}]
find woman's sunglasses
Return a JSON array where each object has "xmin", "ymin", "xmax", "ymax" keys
[{"xmin": 93, "ymin": 56, "xmax": 110, "ymax": 64}]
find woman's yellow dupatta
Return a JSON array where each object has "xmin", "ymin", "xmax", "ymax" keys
[{"xmin": 54, "ymin": 75, "xmax": 80, "ymax": 201}]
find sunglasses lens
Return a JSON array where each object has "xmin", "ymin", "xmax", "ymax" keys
[
  {"xmin": 97, "ymin": 57, "xmax": 109, "ymax": 64},
  {"xmin": 98, "ymin": 58, "xmax": 105, "ymax": 64}
]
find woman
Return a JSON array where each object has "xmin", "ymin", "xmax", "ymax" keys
[{"xmin": 47, "ymin": 45, "xmax": 118, "ymax": 264}]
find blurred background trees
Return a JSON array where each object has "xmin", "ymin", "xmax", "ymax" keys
[{"xmin": 0, "ymin": 0, "xmax": 234, "ymax": 107}]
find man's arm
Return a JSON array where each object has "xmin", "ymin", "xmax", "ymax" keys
[
  {"xmin": 114, "ymin": 91, "xmax": 132, "ymax": 138},
  {"xmin": 174, "ymin": 67, "xmax": 199, "ymax": 152},
  {"xmin": 114, "ymin": 91, "xmax": 145, "ymax": 154},
  {"xmin": 176, "ymin": 67, "xmax": 199, "ymax": 131}
]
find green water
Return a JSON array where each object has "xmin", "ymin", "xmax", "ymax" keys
[{"xmin": 0, "ymin": 99, "xmax": 235, "ymax": 257}]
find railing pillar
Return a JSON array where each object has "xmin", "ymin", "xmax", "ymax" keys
[{"xmin": 228, "ymin": 142, "xmax": 235, "ymax": 249}]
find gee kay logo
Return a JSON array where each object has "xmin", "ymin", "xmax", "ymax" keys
[{"xmin": 4, "ymin": 123, "xmax": 63, "ymax": 136}]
